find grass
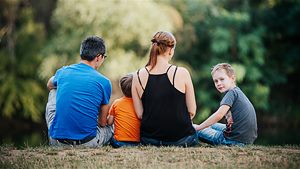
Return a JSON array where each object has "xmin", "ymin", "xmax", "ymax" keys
[{"xmin": 1, "ymin": 144, "xmax": 300, "ymax": 169}]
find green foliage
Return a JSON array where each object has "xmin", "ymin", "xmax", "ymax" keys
[
  {"xmin": 260, "ymin": 0, "xmax": 300, "ymax": 118},
  {"xmin": 231, "ymin": 63, "xmax": 246, "ymax": 82},
  {"xmin": 211, "ymin": 28, "xmax": 231, "ymax": 54},
  {"xmin": 171, "ymin": 0, "xmax": 269, "ymax": 122},
  {"xmin": 0, "ymin": 1, "xmax": 46, "ymax": 122},
  {"xmin": 1, "ymin": 0, "xmax": 300, "ymax": 126},
  {"xmin": 39, "ymin": 0, "xmax": 181, "ymax": 80}
]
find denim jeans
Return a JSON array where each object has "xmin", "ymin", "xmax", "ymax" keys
[
  {"xmin": 45, "ymin": 89, "xmax": 113, "ymax": 147},
  {"xmin": 197, "ymin": 123, "xmax": 245, "ymax": 146},
  {"xmin": 141, "ymin": 133, "xmax": 199, "ymax": 147},
  {"xmin": 110, "ymin": 137, "xmax": 140, "ymax": 148}
]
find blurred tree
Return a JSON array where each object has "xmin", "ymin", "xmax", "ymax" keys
[
  {"xmin": 0, "ymin": 0, "xmax": 47, "ymax": 122},
  {"xmin": 29, "ymin": 0, "xmax": 57, "ymax": 32},
  {"xmin": 258, "ymin": 0, "xmax": 300, "ymax": 122},
  {"xmin": 0, "ymin": 0, "xmax": 299, "ymax": 128},
  {"xmin": 39, "ymin": 0, "xmax": 182, "ymax": 81},
  {"xmin": 168, "ymin": 0, "xmax": 268, "ymax": 123},
  {"xmin": 168, "ymin": 0, "xmax": 300, "ymax": 125}
]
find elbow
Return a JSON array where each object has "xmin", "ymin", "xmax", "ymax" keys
[
  {"xmin": 47, "ymin": 76, "xmax": 55, "ymax": 90},
  {"xmin": 137, "ymin": 114, "xmax": 142, "ymax": 120},
  {"xmin": 99, "ymin": 120, "xmax": 107, "ymax": 127},
  {"xmin": 134, "ymin": 106, "xmax": 143, "ymax": 119},
  {"xmin": 47, "ymin": 85, "xmax": 53, "ymax": 91},
  {"xmin": 189, "ymin": 106, "xmax": 196, "ymax": 119},
  {"xmin": 46, "ymin": 82, "xmax": 52, "ymax": 90},
  {"xmin": 136, "ymin": 111, "xmax": 143, "ymax": 120},
  {"xmin": 99, "ymin": 123, "xmax": 106, "ymax": 127},
  {"xmin": 190, "ymin": 112, "xmax": 196, "ymax": 119},
  {"xmin": 107, "ymin": 117, "xmax": 113, "ymax": 126},
  {"xmin": 107, "ymin": 121, "xmax": 113, "ymax": 126}
]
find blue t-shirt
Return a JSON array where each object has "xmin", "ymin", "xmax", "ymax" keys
[{"xmin": 49, "ymin": 63, "xmax": 112, "ymax": 140}]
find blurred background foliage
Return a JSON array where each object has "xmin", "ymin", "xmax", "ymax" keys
[{"xmin": 1, "ymin": 0, "xmax": 300, "ymax": 131}]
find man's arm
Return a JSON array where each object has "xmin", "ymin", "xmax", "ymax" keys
[
  {"xmin": 98, "ymin": 104, "xmax": 109, "ymax": 127},
  {"xmin": 47, "ymin": 76, "xmax": 56, "ymax": 90},
  {"xmin": 193, "ymin": 105, "xmax": 230, "ymax": 131}
]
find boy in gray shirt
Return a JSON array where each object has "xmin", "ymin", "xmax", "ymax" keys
[{"xmin": 193, "ymin": 63, "xmax": 257, "ymax": 145}]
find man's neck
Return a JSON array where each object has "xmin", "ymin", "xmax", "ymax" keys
[{"xmin": 81, "ymin": 60, "xmax": 96, "ymax": 69}]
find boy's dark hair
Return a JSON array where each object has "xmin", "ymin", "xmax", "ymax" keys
[
  {"xmin": 120, "ymin": 73, "xmax": 133, "ymax": 97},
  {"xmin": 80, "ymin": 36, "xmax": 106, "ymax": 61}
]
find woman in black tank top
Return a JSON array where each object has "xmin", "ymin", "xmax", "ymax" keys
[{"xmin": 132, "ymin": 31, "xmax": 198, "ymax": 147}]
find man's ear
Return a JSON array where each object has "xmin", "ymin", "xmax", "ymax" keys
[{"xmin": 95, "ymin": 55, "xmax": 100, "ymax": 62}]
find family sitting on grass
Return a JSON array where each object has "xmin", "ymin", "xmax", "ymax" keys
[{"xmin": 45, "ymin": 31, "xmax": 257, "ymax": 148}]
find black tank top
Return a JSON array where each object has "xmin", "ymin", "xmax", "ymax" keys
[{"xmin": 137, "ymin": 65, "xmax": 195, "ymax": 141}]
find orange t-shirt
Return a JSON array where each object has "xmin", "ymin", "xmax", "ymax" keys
[{"xmin": 109, "ymin": 97, "xmax": 140, "ymax": 142}]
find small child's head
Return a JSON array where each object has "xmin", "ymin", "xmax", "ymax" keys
[
  {"xmin": 120, "ymin": 73, "xmax": 133, "ymax": 97},
  {"xmin": 211, "ymin": 63, "xmax": 236, "ymax": 93}
]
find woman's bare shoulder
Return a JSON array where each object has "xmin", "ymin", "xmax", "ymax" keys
[
  {"xmin": 133, "ymin": 67, "xmax": 147, "ymax": 77},
  {"xmin": 175, "ymin": 66, "xmax": 191, "ymax": 76},
  {"xmin": 133, "ymin": 67, "xmax": 149, "ymax": 87}
]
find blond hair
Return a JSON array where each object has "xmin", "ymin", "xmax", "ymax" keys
[{"xmin": 211, "ymin": 63, "xmax": 235, "ymax": 77}]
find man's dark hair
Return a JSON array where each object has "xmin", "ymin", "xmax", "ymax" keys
[
  {"xmin": 80, "ymin": 36, "xmax": 106, "ymax": 61},
  {"xmin": 120, "ymin": 73, "xmax": 133, "ymax": 97}
]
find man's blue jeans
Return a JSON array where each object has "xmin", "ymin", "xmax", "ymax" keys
[
  {"xmin": 197, "ymin": 123, "xmax": 245, "ymax": 146},
  {"xmin": 141, "ymin": 133, "xmax": 199, "ymax": 147}
]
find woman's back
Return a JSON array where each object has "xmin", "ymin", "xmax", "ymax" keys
[
  {"xmin": 131, "ymin": 31, "xmax": 198, "ymax": 146},
  {"xmin": 137, "ymin": 65, "xmax": 195, "ymax": 141}
]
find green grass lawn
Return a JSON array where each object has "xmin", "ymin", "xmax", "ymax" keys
[{"xmin": 1, "ymin": 144, "xmax": 299, "ymax": 169}]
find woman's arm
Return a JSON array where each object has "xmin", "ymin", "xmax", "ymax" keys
[
  {"xmin": 182, "ymin": 68, "xmax": 197, "ymax": 119},
  {"xmin": 132, "ymin": 73, "xmax": 143, "ymax": 119},
  {"xmin": 193, "ymin": 105, "xmax": 230, "ymax": 131}
]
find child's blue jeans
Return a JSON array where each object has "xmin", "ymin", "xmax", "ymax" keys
[
  {"xmin": 197, "ymin": 123, "xmax": 245, "ymax": 146},
  {"xmin": 110, "ymin": 137, "xmax": 140, "ymax": 148}
]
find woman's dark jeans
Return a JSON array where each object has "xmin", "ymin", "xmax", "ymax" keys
[{"xmin": 141, "ymin": 133, "xmax": 199, "ymax": 147}]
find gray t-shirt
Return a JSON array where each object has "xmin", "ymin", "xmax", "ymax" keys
[{"xmin": 220, "ymin": 87, "xmax": 257, "ymax": 144}]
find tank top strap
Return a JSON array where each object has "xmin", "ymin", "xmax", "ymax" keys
[
  {"xmin": 144, "ymin": 67, "xmax": 150, "ymax": 74},
  {"xmin": 166, "ymin": 64, "xmax": 173, "ymax": 73},
  {"xmin": 137, "ymin": 69, "xmax": 145, "ymax": 91},
  {"xmin": 172, "ymin": 66, "xmax": 178, "ymax": 86}
]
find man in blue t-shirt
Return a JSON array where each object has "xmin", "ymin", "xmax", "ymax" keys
[{"xmin": 45, "ymin": 36, "xmax": 113, "ymax": 147}]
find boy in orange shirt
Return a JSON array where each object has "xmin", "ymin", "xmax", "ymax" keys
[{"xmin": 108, "ymin": 73, "xmax": 141, "ymax": 148}]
